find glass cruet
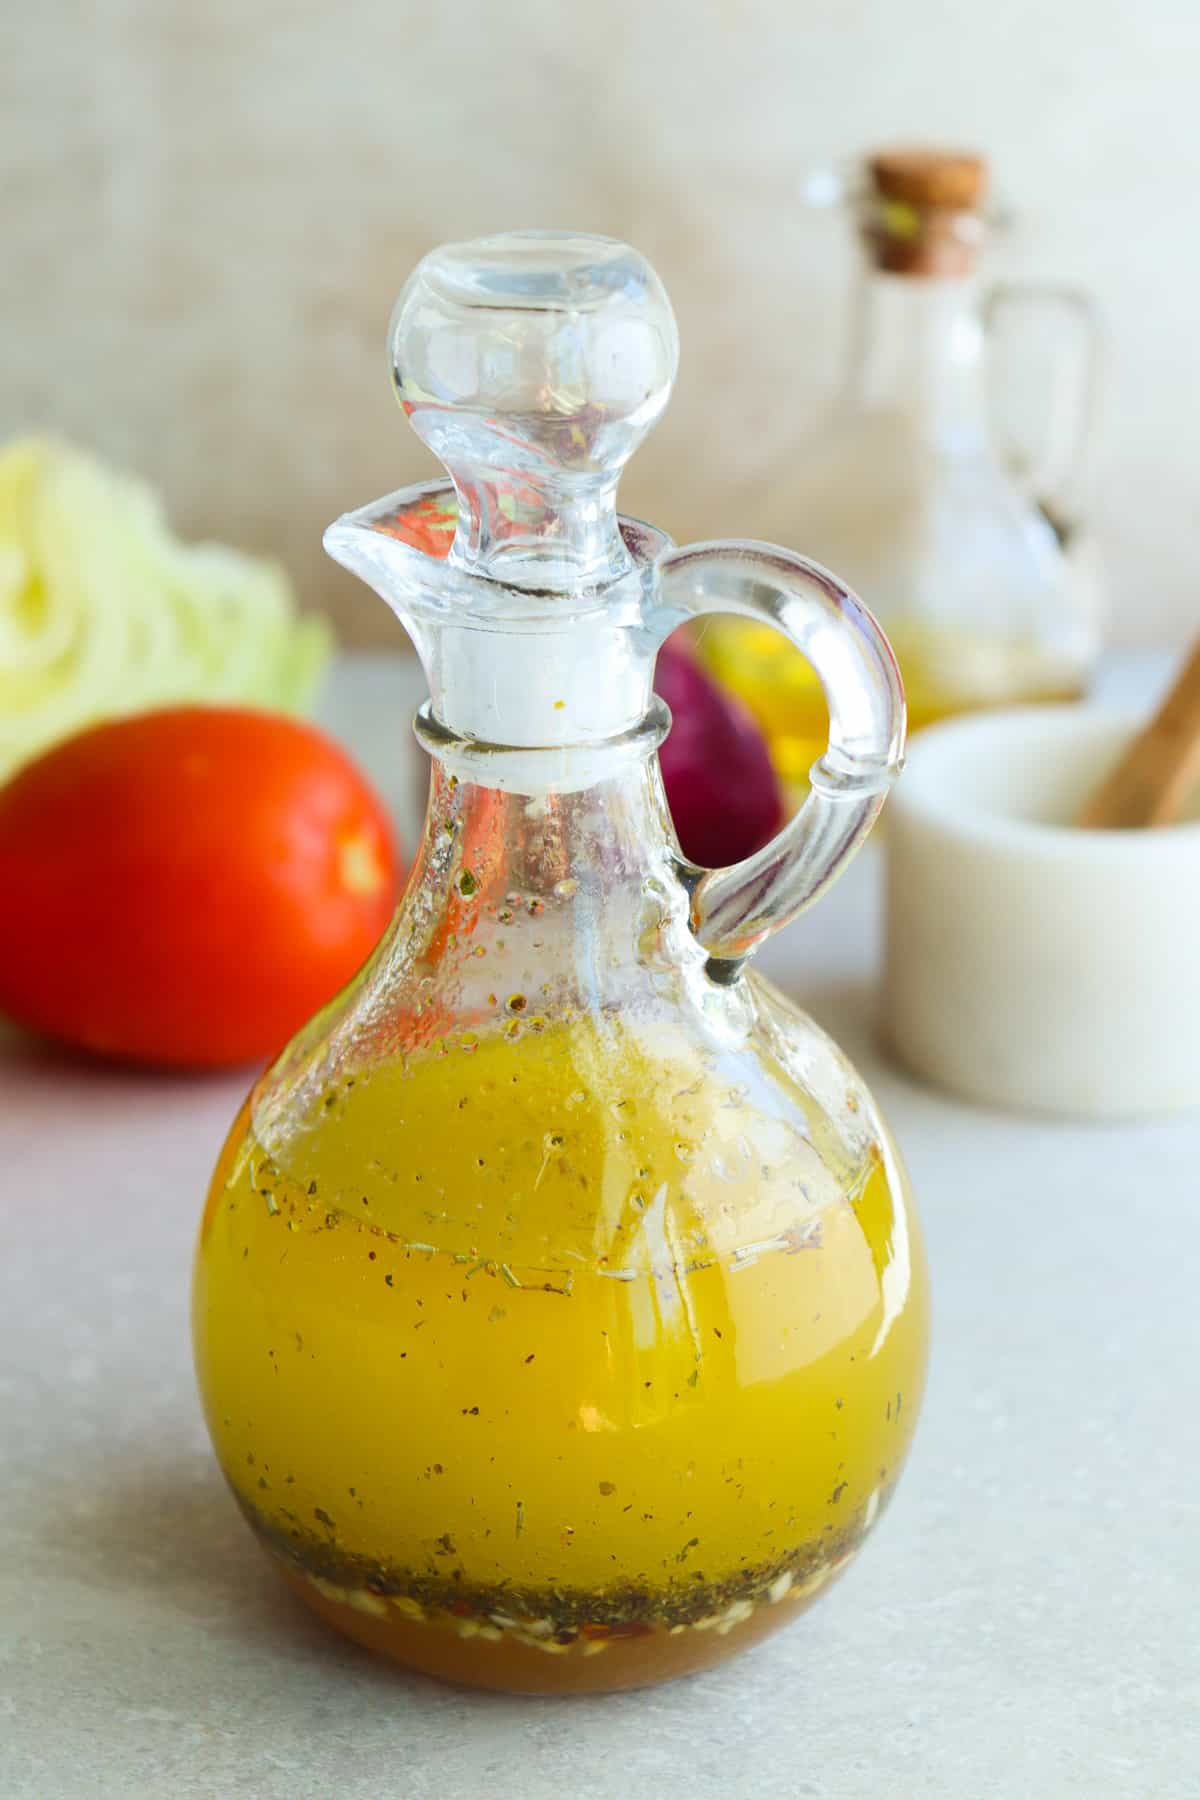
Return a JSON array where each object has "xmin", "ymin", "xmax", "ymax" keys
[
  {"xmin": 192, "ymin": 231, "xmax": 929, "ymax": 1694},
  {"xmin": 702, "ymin": 148, "xmax": 1103, "ymax": 788}
]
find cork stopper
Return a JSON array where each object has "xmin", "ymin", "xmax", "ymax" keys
[{"xmin": 863, "ymin": 148, "xmax": 987, "ymax": 277}]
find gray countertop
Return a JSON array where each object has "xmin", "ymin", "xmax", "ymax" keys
[{"xmin": 2, "ymin": 655, "xmax": 1196, "ymax": 1799}]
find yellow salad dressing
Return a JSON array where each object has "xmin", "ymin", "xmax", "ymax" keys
[{"xmin": 195, "ymin": 1016, "xmax": 928, "ymax": 1692}]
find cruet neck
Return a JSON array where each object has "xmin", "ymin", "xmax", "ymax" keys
[
  {"xmin": 844, "ymin": 267, "xmax": 988, "ymax": 447},
  {"xmin": 414, "ymin": 748, "xmax": 677, "ymax": 898},
  {"xmin": 837, "ymin": 146, "xmax": 991, "ymax": 446}
]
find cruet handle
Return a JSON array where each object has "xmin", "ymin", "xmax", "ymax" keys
[
  {"xmin": 983, "ymin": 283, "xmax": 1101, "ymax": 521},
  {"xmin": 656, "ymin": 542, "xmax": 905, "ymax": 967}
]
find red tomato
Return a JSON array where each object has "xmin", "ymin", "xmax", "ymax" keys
[{"xmin": 0, "ymin": 707, "xmax": 400, "ymax": 1070}]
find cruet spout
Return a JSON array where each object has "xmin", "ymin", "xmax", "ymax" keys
[{"xmin": 322, "ymin": 480, "xmax": 465, "ymax": 626}]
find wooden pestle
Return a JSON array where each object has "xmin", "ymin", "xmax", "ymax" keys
[{"xmin": 1076, "ymin": 638, "xmax": 1200, "ymax": 828}]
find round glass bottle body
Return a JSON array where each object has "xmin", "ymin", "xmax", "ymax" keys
[{"xmin": 194, "ymin": 752, "xmax": 928, "ymax": 1693}]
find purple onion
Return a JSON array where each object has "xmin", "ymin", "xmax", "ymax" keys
[{"xmin": 655, "ymin": 633, "xmax": 784, "ymax": 868}]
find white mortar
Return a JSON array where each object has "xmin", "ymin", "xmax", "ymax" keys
[{"xmin": 883, "ymin": 706, "xmax": 1200, "ymax": 1117}]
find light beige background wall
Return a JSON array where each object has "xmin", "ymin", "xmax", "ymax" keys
[{"xmin": 6, "ymin": 0, "xmax": 1199, "ymax": 646}]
